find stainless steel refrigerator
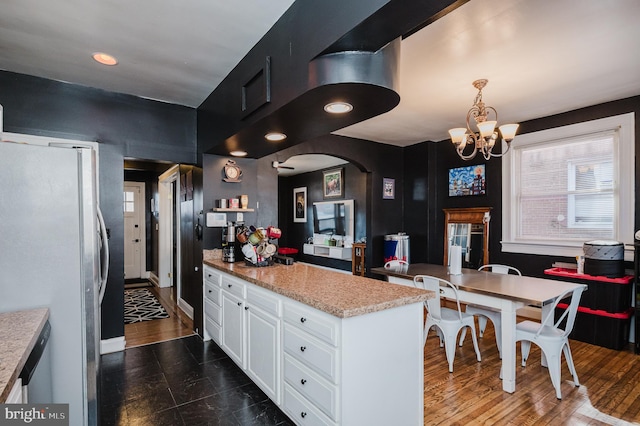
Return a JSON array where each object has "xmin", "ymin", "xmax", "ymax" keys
[{"xmin": 0, "ymin": 139, "xmax": 109, "ymax": 425}]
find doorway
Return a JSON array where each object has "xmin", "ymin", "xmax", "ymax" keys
[{"xmin": 123, "ymin": 182, "xmax": 145, "ymax": 280}]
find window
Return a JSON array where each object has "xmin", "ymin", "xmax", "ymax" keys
[
  {"xmin": 124, "ymin": 191, "xmax": 135, "ymax": 212},
  {"xmin": 502, "ymin": 113, "xmax": 635, "ymax": 260}
]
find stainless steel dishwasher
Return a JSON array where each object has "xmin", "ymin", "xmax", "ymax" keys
[{"xmin": 20, "ymin": 320, "xmax": 53, "ymax": 403}]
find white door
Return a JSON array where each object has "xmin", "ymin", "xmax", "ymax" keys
[{"xmin": 124, "ymin": 182, "xmax": 144, "ymax": 279}]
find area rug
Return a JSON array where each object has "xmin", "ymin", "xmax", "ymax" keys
[{"xmin": 124, "ymin": 288, "xmax": 170, "ymax": 324}]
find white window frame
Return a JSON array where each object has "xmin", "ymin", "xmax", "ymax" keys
[{"xmin": 501, "ymin": 112, "xmax": 635, "ymax": 261}]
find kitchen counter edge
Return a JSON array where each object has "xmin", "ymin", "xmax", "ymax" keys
[
  {"xmin": 0, "ymin": 308, "xmax": 50, "ymax": 403},
  {"xmin": 203, "ymin": 255, "xmax": 432, "ymax": 319}
]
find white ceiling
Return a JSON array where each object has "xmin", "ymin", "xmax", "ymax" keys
[
  {"xmin": 0, "ymin": 0, "xmax": 295, "ymax": 107},
  {"xmin": 1, "ymin": 0, "xmax": 639, "ymax": 160}
]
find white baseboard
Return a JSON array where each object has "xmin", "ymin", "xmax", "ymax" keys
[
  {"xmin": 178, "ymin": 298, "xmax": 194, "ymax": 319},
  {"xmin": 101, "ymin": 336, "xmax": 126, "ymax": 354},
  {"xmin": 149, "ymin": 272, "xmax": 160, "ymax": 286}
]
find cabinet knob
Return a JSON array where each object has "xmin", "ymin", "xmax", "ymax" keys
[
  {"xmin": 300, "ymin": 346, "xmax": 306, "ymax": 352},
  {"xmin": 300, "ymin": 317, "xmax": 307, "ymax": 323},
  {"xmin": 300, "ymin": 412, "xmax": 307, "ymax": 418},
  {"xmin": 208, "ymin": 289, "xmax": 212, "ymax": 293},
  {"xmin": 237, "ymin": 302, "xmax": 242, "ymax": 306},
  {"xmin": 300, "ymin": 378, "xmax": 307, "ymax": 385},
  {"xmin": 244, "ymin": 306, "xmax": 249, "ymax": 310},
  {"xmin": 228, "ymin": 284, "xmax": 232, "ymax": 288}
]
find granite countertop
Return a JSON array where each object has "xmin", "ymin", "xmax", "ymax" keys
[
  {"xmin": 203, "ymin": 251, "xmax": 433, "ymax": 318},
  {"xmin": 0, "ymin": 308, "xmax": 50, "ymax": 402}
]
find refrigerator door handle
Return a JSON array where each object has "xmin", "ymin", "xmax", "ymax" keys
[{"xmin": 97, "ymin": 206, "xmax": 109, "ymax": 304}]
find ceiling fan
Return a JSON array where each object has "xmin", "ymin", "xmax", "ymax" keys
[{"xmin": 272, "ymin": 161, "xmax": 294, "ymax": 170}]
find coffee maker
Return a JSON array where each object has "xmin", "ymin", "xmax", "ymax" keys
[{"xmin": 222, "ymin": 222, "xmax": 239, "ymax": 262}]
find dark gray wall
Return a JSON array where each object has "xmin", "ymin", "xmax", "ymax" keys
[
  {"xmin": 278, "ymin": 163, "xmax": 367, "ymax": 272},
  {"xmin": 0, "ymin": 70, "xmax": 197, "ymax": 340},
  {"xmin": 403, "ymin": 95, "xmax": 640, "ymax": 278}
]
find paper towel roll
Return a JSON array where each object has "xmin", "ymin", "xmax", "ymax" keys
[{"xmin": 450, "ymin": 245, "xmax": 462, "ymax": 275}]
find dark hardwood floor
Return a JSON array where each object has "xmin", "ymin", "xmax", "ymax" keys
[
  {"xmin": 124, "ymin": 284, "xmax": 195, "ymax": 348},
  {"xmin": 106, "ymin": 294, "xmax": 640, "ymax": 425}
]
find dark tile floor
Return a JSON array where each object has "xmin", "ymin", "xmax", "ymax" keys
[{"xmin": 100, "ymin": 335, "xmax": 294, "ymax": 426}]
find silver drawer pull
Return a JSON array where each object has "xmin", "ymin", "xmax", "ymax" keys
[
  {"xmin": 300, "ymin": 378, "xmax": 307, "ymax": 385},
  {"xmin": 300, "ymin": 346, "xmax": 306, "ymax": 352}
]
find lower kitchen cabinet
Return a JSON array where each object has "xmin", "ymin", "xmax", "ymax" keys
[
  {"xmin": 203, "ymin": 264, "xmax": 424, "ymax": 425},
  {"xmin": 220, "ymin": 274, "xmax": 246, "ymax": 368},
  {"xmin": 246, "ymin": 285, "xmax": 281, "ymax": 403}
]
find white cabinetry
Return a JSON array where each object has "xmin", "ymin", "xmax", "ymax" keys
[
  {"xmin": 6, "ymin": 378, "xmax": 23, "ymax": 403},
  {"xmin": 246, "ymin": 285, "xmax": 281, "ymax": 403},
  {"xmin": 204, "ymin": 266, "xmax": 282, "ymax": 403},
  {"xmin": 282, "ymin": 301, "xmax": 340, "ymax": 424},
  {"xmin": 203, "ymin": 265, "xmax": 424, "ymax": 426},
  {"xmin": 203, "ymin": 267, "xmax": 222, "ymax": 344},
  {"xmin": 220, "ymin": 274, "xmax": 246, "ymax": 368}
]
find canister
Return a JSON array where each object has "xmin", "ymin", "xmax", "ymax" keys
[{"xmin": 384, "ymin": 233, "xmax": 410, "ymax": 264}]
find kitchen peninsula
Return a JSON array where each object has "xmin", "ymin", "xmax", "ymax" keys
[{"xmin": 203, "ymin": 251, "xmax": 433, "ymax": 425}]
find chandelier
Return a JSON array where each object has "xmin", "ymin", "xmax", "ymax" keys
[{"xmin": 448, "ymin": 79, "xmax": 519, "ymax": 160}]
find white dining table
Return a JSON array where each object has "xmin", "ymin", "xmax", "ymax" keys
[{"xmin": 371, "ymin": 263, "xmax": 587, "ymax": 393}]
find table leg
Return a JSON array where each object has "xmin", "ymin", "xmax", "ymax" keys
[{"xmin": 500, "ymin": 302, "xmax": 517, "ymax": 393}]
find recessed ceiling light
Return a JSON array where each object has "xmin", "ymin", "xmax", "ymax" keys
[
  {"xmin": 92, "ymin": 52, "xmax": 118, "ymax": 66},
  {"xmin": 324, "ymin": 102, "xmax": 353, "ymax": 114},
  {"xmin": 230, "ymin": 150, "xmax": 247, "ymax": 157},
  {"xmin": 265, "ymin": 132, "xmax": 287, "ymax": 142}
]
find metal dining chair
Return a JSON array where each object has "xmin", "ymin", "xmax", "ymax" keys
[
  {"xmin": 516, "ymin": 285, "xmax": 586, "ymax": 399},
  {"xmin": 414, "ymin": 274, "xmax": 481, "ymax": 373},
  {"xmin": 384, "ymin": 259, "xmax": 408, "ymax": 268},
  {"xmin": 459, "ymin": 264, "xmax": 522, "ymax": 358}
]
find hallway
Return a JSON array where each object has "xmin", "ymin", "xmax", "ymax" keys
[{"xmin": 124, "ymin": 284, "xmax": 195, "ymax": 348}]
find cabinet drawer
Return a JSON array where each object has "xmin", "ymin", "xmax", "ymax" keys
[
  {"xmin": 283, "ymin": 324, "xmax": 338, "ymax": 383},
  {"xmin": 204, "ymin": 282, "xmax": 221, "ymax": 305},
  {"xmin": 204, "ymin": 266, "xmax": 221, "ymax": 286},
  {"xmin": 204, "ymin": 298, "xmax": 221, "ymax": 325},
  {"xmin": 205, "ymin": 316, "xmax": 221, "ymax": 344},
  {"xmin": 284, "ymin": 355, "xmax": 338, "ymax": 421},
  {"xmin": 247, "ymin": 285, "xmax": 281, "ymax": 317},
  {"xmin": 222, "ymin": 275, "xmax": 245, "ymax": 298},
  {"xmin": 283, "ymin": 384, "xmax": 337, "ymax": 426},
  {"xmin": 284, "ymin": 302, "xmax": 339, "ymax": 346}
]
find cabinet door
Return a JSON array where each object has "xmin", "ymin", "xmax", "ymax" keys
[
  {"xmin": 246, "ymin": 305, "xmax": 281, "ymax": 403},
  {"xmin": 221, "ymin": 290, "xmax": 245, "ymax": 367}
]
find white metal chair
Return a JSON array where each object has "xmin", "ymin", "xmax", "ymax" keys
[
  {"xmin": 414, "ymin": 275, "xmax": 481, "ymax": 373},
  {"xmin": 516, "ymin": 285, "xmax": 586, "ymax": 399},
  {"xmin": 459, "ymin": 264, "xmax": 522, "ymax": 358},
  {"xmin": 384, "ymin": 259, "xmax": 408, "ymax": 268}
]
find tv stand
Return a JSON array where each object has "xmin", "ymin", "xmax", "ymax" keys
[{"xmin": 303, "ymin": 243, "xmax": 352, "ymax": 260}]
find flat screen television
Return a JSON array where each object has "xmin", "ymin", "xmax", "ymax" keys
[{"xmin": 312, "ymin": 200, "xmax": 354, "ymax": 239}]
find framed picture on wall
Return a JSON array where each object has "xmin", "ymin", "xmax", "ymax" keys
[
  {"xmin": 383, "ymin": 178, "xmax": 395, "ymax": 199},
  {"xmin": 448, "ymin": 164, "xmax": 486, "ymax": 197},
  {"xmin": 323, "ymin": 168, "xmax": 343, "ymax": 199},
  {"xmin": 293, "ymin": 187, "xmax": 307, "ymax": 222}
]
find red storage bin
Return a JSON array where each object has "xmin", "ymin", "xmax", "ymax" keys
[
  {"xmin": 555, "ymin": 303, "xmax": 632, "ymax": 350},
  {"xmin": 544, "ymin": 268, "xmax": 633, "ymax": 313}
]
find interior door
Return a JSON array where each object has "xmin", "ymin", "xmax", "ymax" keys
[{"xmin": 124, "ymin": 182, "xmax": 144, "ymax": 279}]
